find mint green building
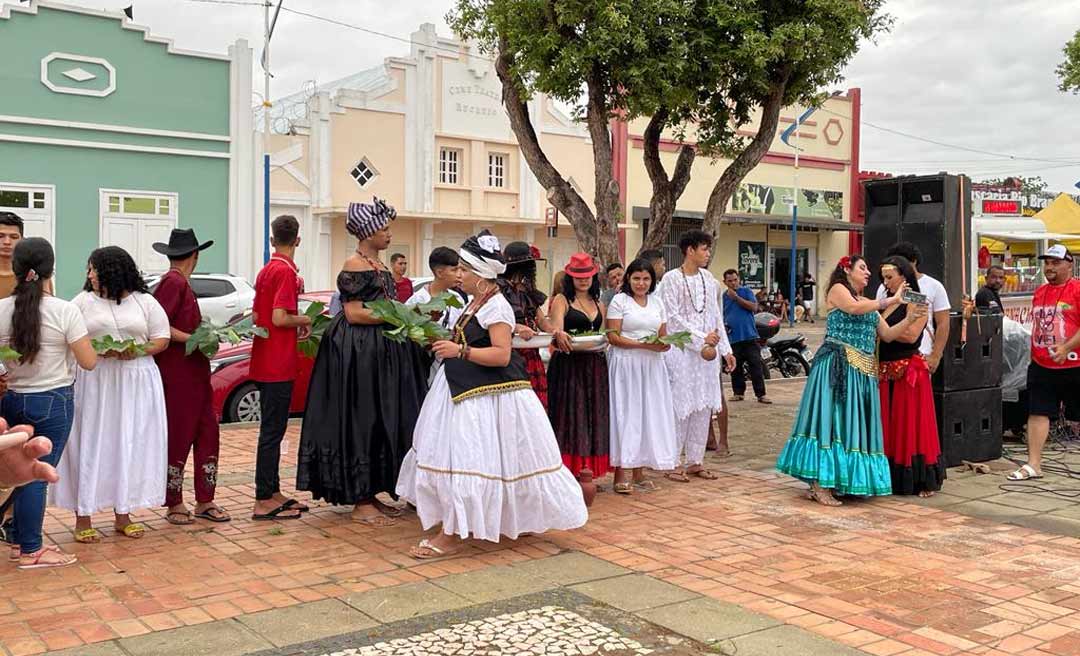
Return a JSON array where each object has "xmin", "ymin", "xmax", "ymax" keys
[{"xmin": 0, "ymin": 1, "xmax": 254, "ymax": 297}]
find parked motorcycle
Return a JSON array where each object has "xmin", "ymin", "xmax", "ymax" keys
[{"xmin": 745, "ymin": 313, "xmax": 813, "ymax": 379}]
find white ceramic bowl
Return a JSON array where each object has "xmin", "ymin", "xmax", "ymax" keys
[
  {"xmin": 512, "ymin": 333, "xmax": 554, "ymax": 349},
  {"xmin": 569, "ymin": 334, "xmax": 607, "ymax": 352}
]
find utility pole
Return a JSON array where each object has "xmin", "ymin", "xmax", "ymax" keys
[{"xmin": 262, "ymin": 1, "xmax": 284, "ymax": 265}]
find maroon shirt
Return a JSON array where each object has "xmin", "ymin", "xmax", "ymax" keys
[
  {"xmin": 395, "ymin": 276, "xmax": 413, "ymax": 303},
  {"xmin": 153, "ymin": 269, "xmax": 211, "ymax": 390}
]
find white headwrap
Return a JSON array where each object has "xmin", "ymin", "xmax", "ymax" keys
[{"xmin": 459, "ymin": 232, "xmax": 506, "ymax": 280}]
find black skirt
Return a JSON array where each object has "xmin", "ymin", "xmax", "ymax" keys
[{"xmin": 296, "ymin": 314, "xmax": 430, "ymax": 504}]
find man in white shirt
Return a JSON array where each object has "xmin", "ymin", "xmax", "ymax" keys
[
  {"xmin": 406, "ymin": 247, "xmax": 466, "ymax": 384},
  {"xmin": 874, "ymin": 242, "xmax": 951, "ymax": 373}
]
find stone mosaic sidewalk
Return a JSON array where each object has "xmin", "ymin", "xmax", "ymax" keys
[{"xmin": 3, "ymin": 423, "xmax": 1080, "ymax": 655}]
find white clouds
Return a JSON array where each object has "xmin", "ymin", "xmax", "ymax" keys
[{"xmin": 11, "ymin": 0, "xmax": 1080, "ymax": 191}]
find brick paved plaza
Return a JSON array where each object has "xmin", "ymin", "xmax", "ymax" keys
[{"xmin": 2, "ymin": 416, "xmax": 1080, "ymax": 655}]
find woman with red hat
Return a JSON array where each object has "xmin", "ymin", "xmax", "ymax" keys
[
  {"xmin": 498, "ymin": 241, "xmax": 552, "ymax": 408},
  {"xmin": 549, "ymin": 253, "xmax": 611, "ymax": 485}
]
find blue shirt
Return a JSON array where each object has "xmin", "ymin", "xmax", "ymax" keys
[{"xmin": 723, "ymin": 286, "xmax": 759, "ymax": 344}]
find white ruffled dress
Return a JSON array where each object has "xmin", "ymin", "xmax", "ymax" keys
[{"xmin": 396, "ymin": 294, "xmax": 587, "ymax": 542}]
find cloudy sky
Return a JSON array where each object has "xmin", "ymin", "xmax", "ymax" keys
[{"xmin": 11, "ymin": 0, "xmax": 1080, "ymax": 192}]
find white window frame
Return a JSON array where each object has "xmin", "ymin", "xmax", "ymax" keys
[
  {"xmin": 488, "ymin": 152, "xmax": 507, "ymax": 188},
  {"xmin": 0, "ymin": 182, "xmax": 55, "ymax": 244},
  {"xmin": 98, "ymin": 189, "xmax": 179, "ymax": 275},
  {"xmin": 439, "ymin": 148, "xmax": 461, "ymax": 185},
  {"xmin": 349, "ymin": 157, "xmax": 379, "ymax": 189}
]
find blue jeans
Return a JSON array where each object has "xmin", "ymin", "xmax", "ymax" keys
[{"xmin": 1, "ymin": 386, "xmax": 74, "ymax": 554}]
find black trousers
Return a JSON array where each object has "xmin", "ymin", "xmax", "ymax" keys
[
  {"xmin": 255, "ymin": 381, "xmax": 294, "ymax": 500},
  {"xmin": 730, "ymin": 339, "xmax": 767, "ymax": 399}
]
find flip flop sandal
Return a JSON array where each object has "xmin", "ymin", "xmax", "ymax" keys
[
  {"xmin": 409, "ymin": 538, "xmax": 460, "ymax": 561},
  {"xmin": 807, "ymin": 488, "xmax": 843, "ymax": 506},
  {"xmin": 194, "ymin": 506, "xmax": 232, "ymax": 523},
  {"xmin": 353, "ymin": 513, "xmax": 396, "ymax": 528},
  {"xmin": 165, "ymin": 511, "xmax": 194, "ymax": 526},
  {"xmin": 371, "ymin": 499, "xmax": 404, "ymax": 518},
  {"xmin": 18, "ymin": 545, "xmax": 77, "ymax": 570},
  {"xmin": 1006, "ymin": 464, "xmax": 1043, "ymax": 481},
  {"xmin": 75, "ymin": 528, "xmax": 102, "ymax": 544},
  {"xmin": 116, "ymin": 523, "xmax": 146, "ymax": 539},
  {"xmin": 665, "ymin": 472, "xmax": 691, "ymax": 483},
  {"xmin": 252, "ymin": 502, "xmax": 301, "ymax": 521},
  {"xmin": 689, "ymin": 469, "xmax": 719, "ymax": 480},
  {"xmin": 282, "ymin": 499, "xmax": 310, "ymax": 513},
  {"xmin": 613, "ymin": 482, "xmax": 633, "ymax": 495},
  {"xmin": 633, "ymin": 480, "xmax": 659, "ymax": 492}
]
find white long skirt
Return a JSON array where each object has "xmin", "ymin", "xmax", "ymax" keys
[
  {"xmin": 52, "ymin": 357, "xmax": 168, "ymax": 515},
  {"xmin": 608, "ymin": 347, "xmax": 680, "ymax": 470},
  {"xmin": 397, "ymin": 368, "xmax": 588, "ymax": 543}
]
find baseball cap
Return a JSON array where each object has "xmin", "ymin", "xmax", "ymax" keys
[{"xmin": 1038, "ymin": 244, "xmax": 1074, "ymax": 262}]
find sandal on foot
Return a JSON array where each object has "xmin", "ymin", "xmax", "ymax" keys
[
  {"xmin": 165, "ymin": 510, "xmax": 194, "ymax": 525},
  {"xmin": 807, "ymin": 488, "xmax": 842, "ymax": 507},
  {"xmin": 353, "ymin": 513, "xmax": 396, "ymax": 528},
  {"xmin": 665, "ymin": 471, "xmax": 691, "ymax": 483},
  {"xmin": 1006, "ymin": 464, "xmax": 1042, "ymax": 481},
  {"xmin": 194, "ymin": 506, "xmax": 231, "ymax": 523},
  {"xmin": 116, "ymin": 523, "xmax": 146, "ymax": 539},
  {"xmin": 282, "ymin": 498, "xmax": 310, "ymax": 513},
  {"xmin": 633, "ymin": 480, "xmax": 659, "ymax": 492},
  {"xmin": 613, "ymin": 482, "xmax": 633, "ymax": 495},
  {"xmin": 730, "ymin": 395, "xmax": 745, "ymax": 402},
  {"xmin": 409, "ymin": 538, "xmax": 460, "ymax": 560},
  {"xmin": 74, "ymin": 528, "xmax": 102, "ymax": 544},
  {"xmin": 252, "ymin": 503, "xmax": 301, "ymax": 521},
  {"xmin": 688, "ymin": 468, "xmax": 719, "ymax": 480},
  {"xmin": 18, "ymin": 545, "xmax": 77, "ymax": 570},
  {"xmin": 372, "ymin": 498, "xmax": 404, "ymax": 518}
]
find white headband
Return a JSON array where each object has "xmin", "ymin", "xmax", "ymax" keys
[{"xmin": 460, "ymin": 248, "xmax": 506, "ymax": 279}]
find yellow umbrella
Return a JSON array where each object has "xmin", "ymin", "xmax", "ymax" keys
[{"xmin": 1035, "ymin": 194, "xmax": 1080, "ymax": 251}]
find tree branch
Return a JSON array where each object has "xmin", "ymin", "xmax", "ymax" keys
[
  {"xmin": 702, "ymin": 72, "xmax": 791, "ymax": 238},
  {"xmin": 639, "ymin": 108, "xmax": 697, "ymax": 253}
]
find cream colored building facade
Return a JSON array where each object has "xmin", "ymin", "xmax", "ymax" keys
[{"xmin": 264, "ymin": 24, "xmax": 862, "ymax": 298}]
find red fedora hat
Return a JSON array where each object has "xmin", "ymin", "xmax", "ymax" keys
[{"xmin": 564, "ymin": 252, "xmax": 598, "ymax": 279}]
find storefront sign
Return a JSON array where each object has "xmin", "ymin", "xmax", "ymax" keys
[
  {"xmin": 738, "ymin": 241, "xmax": 766, "ymax": 289},
  {"xmin": 732, "ymin": 183, "xmax": 843, "ymax": 220},
  {"xmin": 1002, "ymin": 295, "xmax": 1033, "ymax": 328},
  {"xmin": 981, "ymin": 198, "xmax": 1023, "ymax": 215}
]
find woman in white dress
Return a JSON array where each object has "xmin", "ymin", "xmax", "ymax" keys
[
  {"xmin": 53, "ymin": 246, "xmax": 170, "ymax": 542},
  {"xmin": 605, "ymin": 258, "xmax": 679, "ymax": 494},
  {"xmin": 397, "ymin": 234, "xmax": 587, "ymax": 559}
]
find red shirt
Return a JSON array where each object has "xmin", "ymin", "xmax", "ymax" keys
[
  {"xmin": 154, "ymin": 270, "xmax": 212, "ymax": 399},
  {"xmin": 1031, "ymin": 278, "xmax": 1080, "ymax": 369},
  {"xmin": 395, "ymin": 276, "xmax": 413, "ymax": 303},
  {"xmin": 250, "ymin": 254, "xmax": 301, "ymax": 382}
]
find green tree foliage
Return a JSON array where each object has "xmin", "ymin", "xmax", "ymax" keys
[
  {"xmin": 1058, "ymin": 29, "xmax": 1080, "ymax": 94},
  {"xmin": 450, "ymin": 1, "xmax": 888, "ymax": 262}
]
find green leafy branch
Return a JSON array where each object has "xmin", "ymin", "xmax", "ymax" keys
[
  {"xmin": 640, "ymin": 330, "xmax": 692, "ymax": 350},
  {"xmin": 0, "ymin": 345, "xmax": 21, "ymax": 362},
  {"xmin": 297, "ymin": 302, "xmax": 332, "ymax": 359},
  {"xmin": 367, "ymin": 292, "xmax": 465, "ymax": 346},
  {"xmin": 91, "ymin": 335, "xmax": 148, "ymax": 357},
  {"xmin": 185, "ymin": 320, "xmax": 268, "ymax": 359}
]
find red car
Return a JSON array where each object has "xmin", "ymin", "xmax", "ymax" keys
[{"xmin": 210, "ymin": 291, "xmax": 334, "ymax": 423}]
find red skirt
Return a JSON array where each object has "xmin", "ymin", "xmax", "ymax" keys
[
  {"xmin": 520, "ymin": 348, "xmax": 548, "ymax": 410},
  {"xmin": 878, "ymin": 356, "xmax": 946, "ymax": 494}
]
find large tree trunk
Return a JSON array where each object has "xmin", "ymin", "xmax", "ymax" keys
[
  {"xmin": 639, "ymin": 108, "xmax": 695, "ymax": 255},
  {"xmin": 495, "ymin": 44, "xmax": 620, "ymax": 268},
  {"xmin": 702, "ymin": 77, "xmax": 790, "ymax": 240}
]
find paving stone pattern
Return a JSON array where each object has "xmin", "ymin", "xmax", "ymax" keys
[{"xmin": 4, "ymin": 422, "xmax": 1080, "ymax": 655}]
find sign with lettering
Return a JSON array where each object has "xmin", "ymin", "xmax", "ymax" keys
[
  {"xmin": 982, "ymin": 199, "xmax": 1023, "ymax": 215},
  {"xmin": 738, "ymin": 241, "xmax": 766, "ymax": 289},
  {"xmin": 440, "ymin": 60, "xmax": 510, "ymax": 141},
  {"xmin": 732, "ymin": 183, "xmax": 844, "ymax": 220}
]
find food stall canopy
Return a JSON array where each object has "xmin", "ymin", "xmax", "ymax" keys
[
  {"xmin": 979, "ymin": 230, "xmax": 1080, "ymax": 242},
  {"xmin": 1035, "ymin": 194, "xmax": 1080, "ymax": 251}
]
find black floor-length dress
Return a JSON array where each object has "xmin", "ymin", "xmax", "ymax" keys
[{"xmin": 296, "ymin": 270, "xmax": 429, "ymax": 504}]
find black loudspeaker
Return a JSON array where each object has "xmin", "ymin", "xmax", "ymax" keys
[
  {"xmin": 862, "ymin": 174, "xmax": 973, "ymax": 306},
  {"xmin": 935, "ymin": 387, "xmax": 1003, "ymax": 467},
  {"xmin": 932, "ymin": 313, "xmax": 1004, "ymax": 392}
]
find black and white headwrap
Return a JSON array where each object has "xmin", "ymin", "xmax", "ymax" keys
[
  {"xmin": 346, "ymin": 197, "xmax": 397, "ymax": 240},
  {"xmin": 459, "ymin": 232, "xmax": 506, "ymax": 280}
]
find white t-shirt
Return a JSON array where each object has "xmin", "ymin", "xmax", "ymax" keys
[
  {"xmin": 607, "ymin": 292, "xmax": 667, "ymax": 341},
  {"xmin": 72, "ymin": 291, "xmax": 171, "ymax": 344},
  {"xmin": 875, "ymin": 273, "xmax": 950, "ymax": 356},
  {"xmin": 405, "ymin": 287, "xmax": 467, "ymax": 332},
  {"xmin": 0, "ymin": 295, "xmax": 88, "ymax": 392}
]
